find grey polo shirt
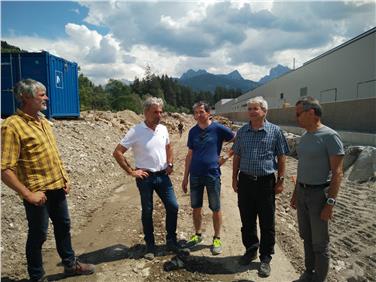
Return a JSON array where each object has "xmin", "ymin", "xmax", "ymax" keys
[{"xmin": 297, "ymin": 125, "xmax": 344, "ymax": 185}]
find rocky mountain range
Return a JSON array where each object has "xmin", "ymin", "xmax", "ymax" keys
[{"xmin": 179, "ymin": 65, "xmax": 290, "ymax": 93}]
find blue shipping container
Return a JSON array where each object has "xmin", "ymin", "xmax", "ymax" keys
[{"xmin": 1, "ymin": 51, "xmax": 80, "ymax": 118}]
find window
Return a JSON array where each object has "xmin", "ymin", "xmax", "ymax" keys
[
  {"xmin": 300, "ymin": 87, "xmax": 307, "ymax": 97},
  {"xmin": 55, "ymin": 70, "xmax": 63, "ymax": 89},
  {"xmin": 280, "ymin": 93, "xmax": 284, "ymax": 99}
]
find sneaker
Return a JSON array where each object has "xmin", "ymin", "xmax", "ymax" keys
[
  {"xmin": 167, "ymin": 240, "xmax": 190, "ymax": 255},
  {"xmin": 258, "ymin": 261, "xmax": 271, "ymax": 277},
  {"xmin": 185, "ymin": 234, "xmax": 203, "ymax": 248},
  {"xmin": 64, "ymin": 260, "xmax": 95, "ymax": 277},
  {"xmin": 210, "ymin": 237, "xmax": 222, "ymax": 255},
  {"xmin": 239, "ymin": 249, "xmax": 257, "ymax": 265}
]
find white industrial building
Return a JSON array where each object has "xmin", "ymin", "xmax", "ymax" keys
[
  {"xmin": 216, "ymin": 27, "xmax": 375, "ymax": 112},
  {"xmin": 215, "ymin": 27, "xmax": 376, "ymax": 146}
]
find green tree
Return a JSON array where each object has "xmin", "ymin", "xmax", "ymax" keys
[{"xmin": 78, "ymin": 73, "xmax": 95, "ymax": 110}]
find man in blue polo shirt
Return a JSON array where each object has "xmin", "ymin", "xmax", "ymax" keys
[
  {"xmin": 232, "ymin": 96, "xmax": 289, "ymax": 277},
  {"xmin": 182, "ymin": 101, "xmax": 234, "ymax": 255}
]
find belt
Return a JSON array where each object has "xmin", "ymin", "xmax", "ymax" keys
[
  {"xmin": 299, "ymin": 182, "xmax": 330, "ymax": 189},
  {"xmin": 145, "ymin": 169, "xmax": 167, "ymax": 176},
  {"xmin": 240, "ymin": 172, "xmax": 275, "ymax": 181}
]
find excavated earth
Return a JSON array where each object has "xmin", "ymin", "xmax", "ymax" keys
[{"xmin": 1, "ymin": 110, "xmax": 375, "ymax": 282}]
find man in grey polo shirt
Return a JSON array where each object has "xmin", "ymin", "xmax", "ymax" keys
[{"xmin": 291, "ymin": 96, "xmax": 344, "ymax": 282}]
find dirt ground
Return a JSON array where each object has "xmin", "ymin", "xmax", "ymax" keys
[{"xmin": 1, "ymin": 111, "xmax": 375, "ymax": 282}]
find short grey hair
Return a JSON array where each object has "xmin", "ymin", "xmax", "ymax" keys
[
  {"xmin": 296, "ymin": 96, "xmax": 323, "ymax": 117},
  {"xmin": 13, "ymin": 79, "xmax": 46, "ymax": 103},
  {"xmin": 247, "ymin": 96, "xmax": 268, "ymax": 112},
  {"xmin": 143, "ymin": 97, "xmax": 164, "ymax": 112},
  {"xmin": 192, "ymin": 101, "xmax": 210, "ymax": 113}
]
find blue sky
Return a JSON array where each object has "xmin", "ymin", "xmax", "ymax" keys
[{"xmin": 2, "ymin": 1, "xmax": 375, "ymax": 85}]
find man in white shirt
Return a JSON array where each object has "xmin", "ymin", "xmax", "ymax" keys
[{"xmin": 113, "ymin": 97, "xmax": 182, "ymax": 260}]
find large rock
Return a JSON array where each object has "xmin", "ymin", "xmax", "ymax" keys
[
  {"xmin": 343, "ymin": 146, "xmax": 364, "ymax": 172},
  {"xmin": 347, "ymin": 146, "xmax": 376, "ymax": 183}
]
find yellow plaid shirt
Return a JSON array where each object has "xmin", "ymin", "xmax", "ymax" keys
[{"xmin": 1, "ymin": 109, "xmax": 69, "ymax": 192}]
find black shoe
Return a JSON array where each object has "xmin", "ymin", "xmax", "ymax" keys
[
  {"xmin": 239, "ymin": 249, "xmax": 257, "ymax": 265},
  {"xmin": 296, "ymin": 270, "xmax": 314, "ymax": 282},
  {"xmin": 166, "ymin": 240, "xmax": 190, "ymax": 255},
  {"xmin": 64, "ymin": 260, "xmax": 95, "ymax": 276},
  {"xmin": 258, "ymin": 261, "xmax": 271, "ymax": 277},
  {"xmin": 29, "ymin": 276, "xmax": 48, "ymax": 282},
  {"xmin": 163, "ymin": 255, "xmax": 185, "ymax": 271},
  {"xmin": 144, "ymin": 244, "xmax": 155, "ymax": 260}
]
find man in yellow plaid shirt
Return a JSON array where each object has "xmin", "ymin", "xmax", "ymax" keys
[{"xmin": 1, "ymin": 79, "xmax": 95, "ymax": 282}]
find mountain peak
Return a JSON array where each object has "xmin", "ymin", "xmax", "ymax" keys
[
  {"xmin": 226, "ymin": 70, "xmax": 243, "ymax": 80},
  {"xmin": 180, "ymin": 69, "xmax": 208, "ymax": 80},
  {"xmin": 259, "ymin": 65, "xmax": 290, "ymax": 84},
  {"xmin": 269, "ymin": 64, "xmax": 290, "ymax": 76},
  {"xmin": 178, "ymin": 69, "xmax": 258, "ymax": 93}
]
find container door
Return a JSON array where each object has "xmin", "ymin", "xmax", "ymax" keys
[
  {"xmin": 1, "ymin": 54, "xmax": 16, "ymax": 117},
  {"xmin": 48, "ymin": 55, "xmax": 79, "ymax": 118}
]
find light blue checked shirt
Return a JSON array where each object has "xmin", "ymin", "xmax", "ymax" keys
[{"xmin": 232, "ymin": 120, "xmax": 290, "ymax": 176}]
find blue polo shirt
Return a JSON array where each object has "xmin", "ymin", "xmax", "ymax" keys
[
  {"xmin": 232, "ymin": 120, "xmax": 289, "ymax": 176},
  {"xmin": 188, "ymin": 122, "xmax": 234, "ymax": 177}
]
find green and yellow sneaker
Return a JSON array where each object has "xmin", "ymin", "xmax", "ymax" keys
[
  {"xmin": 185, "ymin": 234, "xmax": 203, "ymax": 248},
  {"xmin": 211, "ymin": 237, "xmax": 222, "ymax": 255}
]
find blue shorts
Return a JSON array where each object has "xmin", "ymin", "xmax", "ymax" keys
[{"xmin": 189, "ymin": 175, "xmax": 221, "ymax": 212}]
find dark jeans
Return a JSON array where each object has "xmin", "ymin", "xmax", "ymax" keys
[
  {"xmin": 237, "ymin": 172, "xmax": 276, "ymax": 263},
  {"xmin": 23, "ymin": 189, "xmax": 75, "ymax": 280},
  {"xmin": 136, "ymin": 174, "xmax": 179, "ymax": 248}
]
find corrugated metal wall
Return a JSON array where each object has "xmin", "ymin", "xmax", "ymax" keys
[{"xmin": 1, "ymin": 52, "xmax": 80, "ymax": 118}]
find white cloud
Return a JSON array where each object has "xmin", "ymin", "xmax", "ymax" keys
[
  {"xmin": 4, "ymin": 1, "xmax": 375, "ymax": 84},
  {"xmin": 86, "ymin": 34, "xmax": 120, "ymax": 64},
  {"xmin": 65, "ymin": 23, "xmax": 101, "ymax": 48}
]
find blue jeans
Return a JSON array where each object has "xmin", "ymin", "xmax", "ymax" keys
[
  {"xmin": 190, "ymin": 175, "xmax": 221, "ymax": 211},
  {"xmin": 23, "ymin": 189, "xmax": 75, "ymax": 280},
  {"xmin": 136, "ymin": 174, "xmax": 179, "ymax": 248}
]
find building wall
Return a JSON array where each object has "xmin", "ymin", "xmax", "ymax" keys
[
  {"xmin": 222, "ymin": 97, "xmax": 376, "ymax": 134},
  {"xmin": 217, "ymin": 28, "xmax": 376, "ymax": 114}
]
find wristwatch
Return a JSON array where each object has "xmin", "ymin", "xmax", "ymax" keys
[
  {"xmin": 168, "ymin": 163, "xmax": 174, "ymax": 169},
  {"xmin": 326, "ymin": 198, "xmax": 336, "ymax": 206}
]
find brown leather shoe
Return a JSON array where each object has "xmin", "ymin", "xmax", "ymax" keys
[{"xmin": 64, "ymin": 260, "xmax": 95, "ymax": 276}]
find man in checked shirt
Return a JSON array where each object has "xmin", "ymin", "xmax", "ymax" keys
[
  {"xmin": 232, "ymin": 96, "xmax": 289, "ymax": 278},
  {"xmin": 1, "ymin": 79, "xmax": 95, "ymax": 282}
]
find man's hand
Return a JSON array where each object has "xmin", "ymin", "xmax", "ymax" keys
[
  {"xmin": 274, "ymin": 183, "xmax": 284, "ymax": 194},
  {"xmin": 182, "ymin": 177, "xmax": 188, "ymax": 193},
  {"xmin": 232, "ymin": 178, "xmax": 238, "ymax": 193},
  {"xmin": 219, "ymin": 156, "xmax": 227, "ymax": 166},
  {"xmin": 131, "ymin": 169, "xmax": 149, "ymax": 179},
  {"xmin": 290, "ymin": 192, "xmax": 297, "ymax": 210},
  {"xmin": 320, "ymin": 205, "xmax": 333, "ymax": 221},
  {"xmin": 166, "ymin": 166, "xmax": 173, "ymax": 175},
  {"xmin": 25, "ymin": 191, "xmax": 47, "ymax": 206},
  {"xmin": 63, "ymin": 182, "xmax": 70, "ymax": 194}
]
